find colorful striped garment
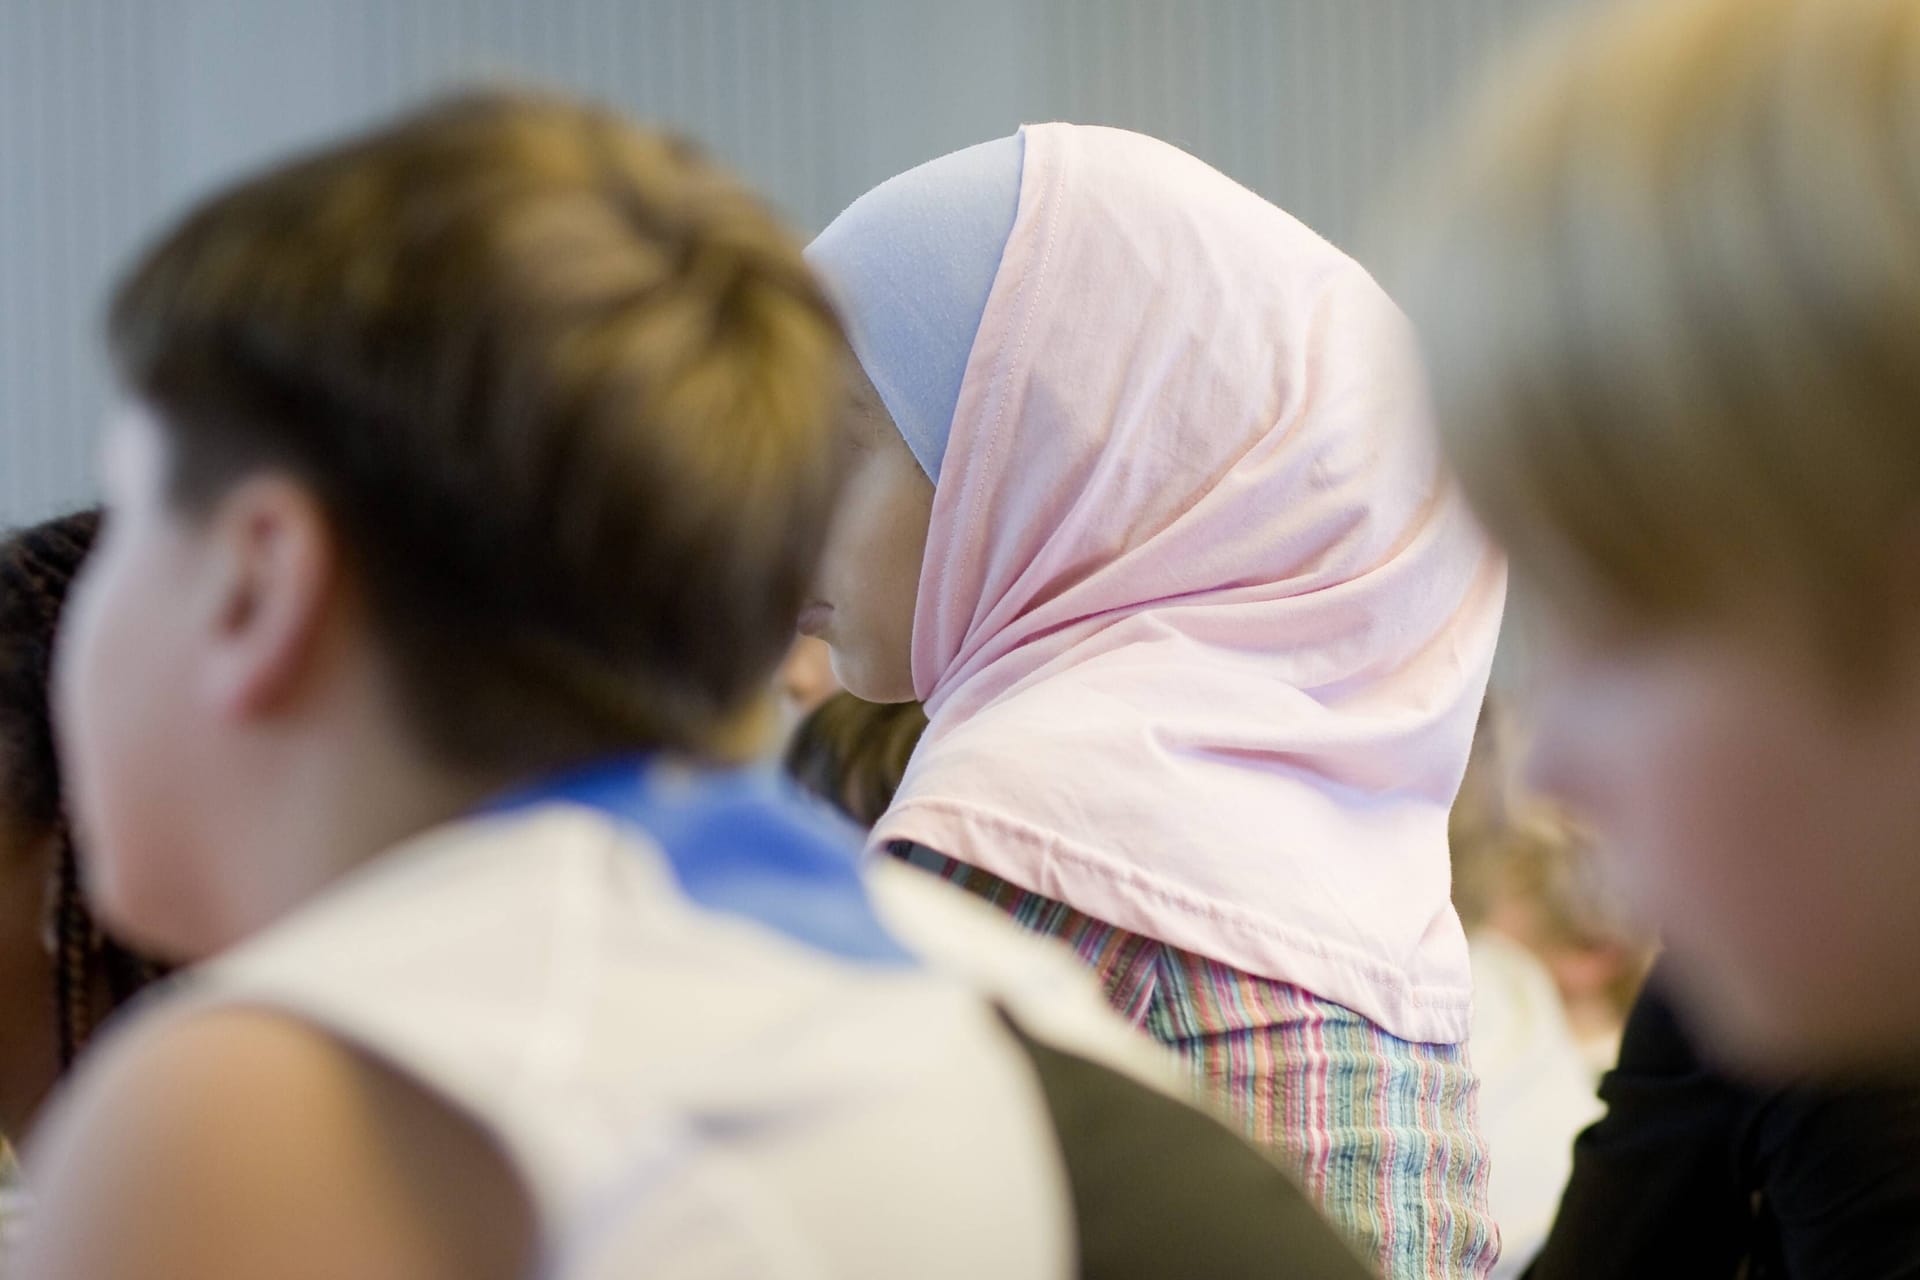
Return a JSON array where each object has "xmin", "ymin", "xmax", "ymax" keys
[{"xmin": 897, "ymin": 845, "xmax": 1499, "ymax": 1280}]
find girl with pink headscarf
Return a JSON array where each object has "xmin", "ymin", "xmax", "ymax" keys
[{"xmin": 804, "ymin": 124, "xmax": 1506, "ymax": 1279}]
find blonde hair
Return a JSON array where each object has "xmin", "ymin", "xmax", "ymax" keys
[
  {"xmin": 1450, "ymin": 698, "xmax": 1654, "ymax": 1016},
  {"xmin": 1392, "ymin": 0, "xmax": 1920, "ymax": 653},
  {"xmin": 1451, "ymin": 698, "xmax": 1633, "ymax": 941}
]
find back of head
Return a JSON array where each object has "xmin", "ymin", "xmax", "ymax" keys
[
  {"xmin": 108, "ymin": 90, "xmax": 847, "ymax": 774},
  {"xmin": 1394, "ymin": 0, "xmax": 1920, "ymax": 654}
]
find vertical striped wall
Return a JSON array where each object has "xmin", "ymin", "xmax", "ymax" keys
[{"xmin": 0, "ymin": 0, "xmax": 1583, "ymax": 523}]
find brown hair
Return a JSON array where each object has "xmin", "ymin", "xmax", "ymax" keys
[
  {"xmin": 108, "ymin": 89, "xmax": 847, "ymax": 773},
  {"xmin": 784, "ymin": 694, "xmax": 928, "ymax": 829},
  {"xmin": 0, "ymin": 512, "xmax": 159, "ymax": 1067},
  {"xmin": 1391, "ymin": 0, "xmax": 1920, "ymax": 661}
]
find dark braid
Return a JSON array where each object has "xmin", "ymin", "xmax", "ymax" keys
[
  {"xmin": 52, "ymin": 836, "xmax": 91, "ymax": 1066},
  {"xmin": 0, "ymin": 510, "xmax": 158, "ymax": 1070}
]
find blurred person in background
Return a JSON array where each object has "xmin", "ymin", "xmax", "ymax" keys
[
  {"xmin": 777, "ymin": 635, "xmax": 841, "ymax": 719},
  {"xmin": 1395, "ymin": 0, "xmax": 1920, "ymax": 1272},
  {"xmin": 0, "ymin": 512, "xmax": 161, "ymax": 1257},
  {"xmin": 1454, "ymin": 700, "xmax": 1652, "ymax": 1074},
  {"xmin": 784, "ymin": 692, "xmax": 927, "ymax": 829},
  {"xmin": 805, "ymin": 122, "xmax": 1507, "ymax": 1279},
  {"xmin": 767, "ymin": 634, "xmax": 843, "ymax": 764},
  {"xmin": 1451, "ymin": 699, "xmax": 1651, "ymax": 1277}
]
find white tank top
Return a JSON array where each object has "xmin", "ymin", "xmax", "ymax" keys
[
  {"xmin": 155, "ymin": 761, "xmax": 1370, "ymax": 1278},
  {"xmin": 161, "ymin": 762, "xmax": 1153, "ymax": 1278}
]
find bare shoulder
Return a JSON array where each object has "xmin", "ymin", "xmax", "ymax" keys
[{"xmin": 18, "ymin": 1007, "xmax": 534, "ymax": 1280}]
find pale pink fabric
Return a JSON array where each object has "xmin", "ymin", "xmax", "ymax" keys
[{"xmin": 867, "ymin": 124, "xmax": 1506, "ymax": 1044}]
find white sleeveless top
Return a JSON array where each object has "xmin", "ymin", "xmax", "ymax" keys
[{"xmin": 160, "ymin": 761, "xmax": 1186, "ymax": 1279}]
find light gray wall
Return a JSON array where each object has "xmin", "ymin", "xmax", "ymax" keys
[{"xmin": 0, "ymin": 0, "xmax": 1580, "ymax": 523}]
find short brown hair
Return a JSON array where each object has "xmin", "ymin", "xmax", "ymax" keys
[
  {"xmin": 1391, "ymin": 0, "xmax": 1920, "ymax": 659},
  {"xmin": 109, "ymin": 90, "xmax": 846, "ymax": 771}
]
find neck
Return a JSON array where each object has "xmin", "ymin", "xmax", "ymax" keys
[
  {"xmin": 237, "ymin": 752, "xmax": 499, "ymax": 945},
  {"xmin": 186, "ymin": 689, "xmax": 511, "ymax": 960}
]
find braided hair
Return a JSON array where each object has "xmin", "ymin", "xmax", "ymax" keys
[{"xmin": 0, "ymin": 511, "xmax": 158, "ymax": 1069}]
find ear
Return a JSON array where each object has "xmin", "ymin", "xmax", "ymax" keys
[{"xmin": 196, "ymin": 476, "xmax": 342, "ymax": 721}]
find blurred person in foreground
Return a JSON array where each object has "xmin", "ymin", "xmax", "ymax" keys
[
  {"xmin": 1462, "ymin": 702, "xmax": 1920, "ymax": 1280},
  {"xmin": 1395, "ymin": 0, "xmax": 1920, "ymax": 1272}
]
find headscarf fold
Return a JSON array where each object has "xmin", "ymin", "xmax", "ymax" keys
[{"xmin": 806, "ymin": 134, "xmax": 1024, "ymax": 481}]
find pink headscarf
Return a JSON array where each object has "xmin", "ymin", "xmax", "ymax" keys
[{"xmin": 867, "ymin": 124, "xmax": 1505, "ymax": 1044}]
